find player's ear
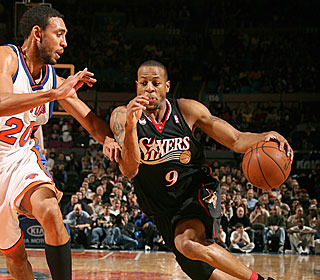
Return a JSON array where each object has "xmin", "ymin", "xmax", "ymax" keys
[
  {"xmin": 135, "ymin": 80, "xmax": 138, "ymax": 90},
  {"xmin": 32, "ymin": 25, "xmax": 43, "ymax": 43},
  {"xmin": 166, "ymin": 80, "xmax": 170, "ymax": 93}
]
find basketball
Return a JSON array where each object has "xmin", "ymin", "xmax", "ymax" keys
[
  {"xmin": 180, "ymin": 150, "xmax": 191, "ymax": 164},
  {"xmin": 242, "ymin": 141, "xmax": 291, "ymax": 189}
]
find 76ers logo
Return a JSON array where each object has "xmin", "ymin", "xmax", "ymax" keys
[
  {"xmin": 203, "ymin": 189, "xmax": 217, "ymax": 208},
  {"xmin": 25, "ymin": 173, "xmax": 38, "ymax": 180}
]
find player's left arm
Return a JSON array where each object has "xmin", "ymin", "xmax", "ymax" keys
[
  {"xmin": 178, "ymin": 99, "xmax": 293, "ymax": 160},
  {"xmin": 56, "ymin": 76, "xmax": 113, "ymax": 144}
]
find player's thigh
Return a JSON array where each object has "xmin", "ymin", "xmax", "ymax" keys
[
  {"xmin": 175, "ymin": 218, "xmax": 208, "ymax": 243},
  {"xmin": 21, "ymin": 184, "xmax": 61, "ymax": 219}
]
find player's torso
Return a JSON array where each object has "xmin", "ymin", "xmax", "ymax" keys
[
  {"xmin": 0, "ymin": 45, "xmax": 56, "ymax": 163},
  {"xmin": 134, "ymin": 98, "xmax": 205, "ymax": 215}
]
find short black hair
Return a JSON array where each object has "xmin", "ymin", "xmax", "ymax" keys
[
  {"xmin": 138, "ymin": 60, "xmax": 169, "ymax": 81},
  {"xmin": 20, "ymin": 5, "xmax": 64, "ymax": 39},
  {"xmin": 235, "ymin": 223, "xmax": 244, "ymax": 229}
]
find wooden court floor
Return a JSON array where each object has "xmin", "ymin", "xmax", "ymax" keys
[{"xmin": 0, "ymin": 249, "xmax": 319, "ymax": 279}]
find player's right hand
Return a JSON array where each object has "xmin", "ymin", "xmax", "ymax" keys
[
  {"xmin": 53, "ymin": 68, "xmax": 96, "ymax": 100},
  {"xmin": 126, "ymin": 96, "xmax": 149, "ymax": 128}
]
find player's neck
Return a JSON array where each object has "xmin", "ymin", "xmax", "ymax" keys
[
  {"xmin": 144, "ymin": 107, "xmax": 166, "ymax": 123},
  {"xmin": 144, "ymin": 99, "xmax": 167, "ymax": 123},
  {"xmin": 21, "ymin": 41, "xmax": 44, "ymax": 80}
]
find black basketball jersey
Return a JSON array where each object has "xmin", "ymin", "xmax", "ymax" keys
[{"xmin": 134, "ymin": 98, "xmax": 205, "ymax": 216}]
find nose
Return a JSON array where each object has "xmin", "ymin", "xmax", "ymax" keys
[
  {"xmin": 145, "ymin": 81, "xmax": 154, "ymax": 92},
  {"xmin": 61, "ymin": 35, "xmax": 67, "ymax": 48}
]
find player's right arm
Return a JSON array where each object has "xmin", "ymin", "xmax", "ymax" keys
[
  {"xmin": 0, "ymin": 46, "xmax": 94, "ymax": 116},
  {"xmin": 108, "ymin": 96, "xmax": 149, "ymax": 178}
]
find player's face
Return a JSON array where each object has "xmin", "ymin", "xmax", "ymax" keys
[
  {"xmin": 136, "ymin": 66, "xmax": 170, "ymax": 111},
  {"xmin": 38, "ymin": 17, "xmax": 67, "ymax": 64}
]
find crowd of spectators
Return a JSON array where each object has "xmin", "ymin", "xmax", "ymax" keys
[
  {"xmin": 1, "ymin": 1, "xmax": 318, "ymax": 93},
  {"xmin": 47, "ymin": 138, "xmax": 320, "ymax": 255}
]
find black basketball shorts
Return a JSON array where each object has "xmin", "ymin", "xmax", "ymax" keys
[{"xmin": 153, "ymin": 182, "xmax": 221, "ymax": 280}]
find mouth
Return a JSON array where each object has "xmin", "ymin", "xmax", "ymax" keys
[
  {"xmin": 55, "ymin": 50, "xmax": 64, "ymax": 59},
  {"xmin": 147, "ymin": 97, "xmax": 156, "ymax": 103}
]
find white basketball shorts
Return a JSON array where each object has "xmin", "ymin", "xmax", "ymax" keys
[{"xmin": 0, "ymin": 145, "xmax": 62, "ymax": 252}]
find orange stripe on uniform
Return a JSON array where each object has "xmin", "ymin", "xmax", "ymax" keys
[
  {"xmin": 14, "ymin": 180, "xmax": 45, "ymax": 212},
  {"xmin": 0, "ymin": 231, "xmax": 24, "ymax": 253}
]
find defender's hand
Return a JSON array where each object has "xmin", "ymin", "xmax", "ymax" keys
[
  {"xmin": 103, "ymin": 136, "xmax": 121, "ymax": 162},
  {"xmin": 53, "ymin": 68, "xmax": 96, "ymax": 100}
]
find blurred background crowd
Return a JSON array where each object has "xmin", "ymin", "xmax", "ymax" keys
[{"xmin": 0, "ymin": 0, "xmax": 319, "ymax": 254}]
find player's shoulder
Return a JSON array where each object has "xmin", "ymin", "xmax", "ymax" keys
[
  {"xmin": 112, "ymin": 105, "xmax": 127, "ymax": 114},
  {"xmin": 0, "ymin": 45, "xmax": 18, "ymax": 64},
  {"xmin": 110, "ymin": 105, "xmax": 127, "ymax": 123},
  {"xmin": 0, "ymin": 45, "xmax": 19, "ymax": 75},
  {"xmin": 177, "ymin": 98, "xmax": 208, "ymax": 114}
]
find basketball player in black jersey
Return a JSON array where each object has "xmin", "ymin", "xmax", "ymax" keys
[{"xmin": 105, "ymin": 60, "xmax": 293, "ymax": 280}]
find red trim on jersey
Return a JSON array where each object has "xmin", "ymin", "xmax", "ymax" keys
[
  {"xmin": 144, "ymin": 99, "xmax": 172, "ymax": 133},
  {"xmin": 250, "ymin": 271, "xmax": 259, "ymax": 280},
  {"xmin": 198, "ymin": 187, "xmax": 210, "ymax": 217},
  {"xmin": 0, "ymin": 231, "xmax": 24, "ymax": 253}
]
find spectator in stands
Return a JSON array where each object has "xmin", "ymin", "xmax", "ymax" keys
[
  {"xmin": 264, "ymin": 205, "xmax": 286, "ymax": 253},
  {"xmin": 246, "ymin": 188, "xmax": 258, "ymax": 212},
  {"xmin": 287, "ymin": 204, "xmax": 305, "ymax": 228},
  {"xmin": 289, "ymin": 199, "xmax": 300, "ymax": 215},
  {"xmin": 63, "ymin": 194, "xmax": 79, "ymax": 218},
  {"xmin": 134, "ymin": 212, "xmax": 160, "ymax": 250},
  {"xmin": 129, "ymin": 205, "xmax": 142, "ymax": 224},
  {"xmin": 66, "ymin": 151, "xmax": 81, "ymax": 173},
  {"xmin": 306, "ymin": 204, "xmax": 320, "ymax": 239},
  {"xmin": 53, "ymin": 163, "xmax": 68, "ymax": 191},
  {"xmin": 111, "ymin": 212, "xmax": 138, "ymax": 250},
  {"xmin": 90, "ymin": 203, "xmax": 113, "ymax": 249},
  {"xmin": 79, "ymin": 186, "xmax": 92, "ymax": 205},
  {"xmin": 88, "ymin": 174, "xmax": 100, "ymax": 192},
  {"xmin": 250, "ymin": 202, "xmax": 269, "ymax": 226},
  {"xmin": 81, "ymin": 181, "xmax": 93, "ymax": 201},
  {"xmin": 287, "ymin": 218, "xmax": 317, "ymax": 255},
  {"xmin": 55, "ymin": 151, "xmax": 68, "ymax": 166},
  {"xmin": 75, "ymin": 191, "xmax": 88, "ymax": 210},
  {"xmin": 232, "ymin": 194, "xmax": 243, "ymax": 213},
  {"xmin": 86, "ymin": 194, "xmax": 104, "ymax": 221},
  {"xmin": 229, "ymin": 223, "xmax": 255, "ymax": 253},
  {"xmin": 127, "ymin": 191, "xmax": 139, "ymax": 210},
  {"xmin": 229, "ymin": 206, "xmax": 252, "ymax": 232},
  {"xmin": 110, "ymin": 197, "xmax": 121, "ymax": 217},
  {"xmin": 81, "ymin": 150, "xmax": 93, "ymax": 172},
  {"xmin": 45, "ymin": 151, "xmax": 56, "ymax": 172},
  {"xmin": 67, "ymin": 203, "xmax": 92, "ymax": 248},
  {"xmin": 216, "ymin": 225, "xmax": 228, "ymax": 250}
]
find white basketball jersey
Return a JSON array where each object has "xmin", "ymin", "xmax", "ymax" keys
[{"xmin": 0, "ymin": 44, "xmax": 56, "ymax": 167}]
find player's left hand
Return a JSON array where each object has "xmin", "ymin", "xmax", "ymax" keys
[
  {"xmin": 264, "ymin": 131, "xmax": 294, "ymax": 162},
  {"xmin": 103, "ymin": 136, "xmax": 121, "ymax": 162}
]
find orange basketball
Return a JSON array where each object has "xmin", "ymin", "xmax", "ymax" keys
[{"xmin": 242, "ymin": 141, "xmax": 291, "ymax": 189}]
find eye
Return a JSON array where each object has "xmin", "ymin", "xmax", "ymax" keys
[
  {"xmin": 140, "ymin": 81, "xmax": 147, "ymax": 86},
  {"xmin": 153, "ymin": 82, "xmax": 160, "ymax": 86}
]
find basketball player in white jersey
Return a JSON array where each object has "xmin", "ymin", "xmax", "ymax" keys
[{"xmin": 0, "ymin": 5, "xmax": 118, "ymax": 280}]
